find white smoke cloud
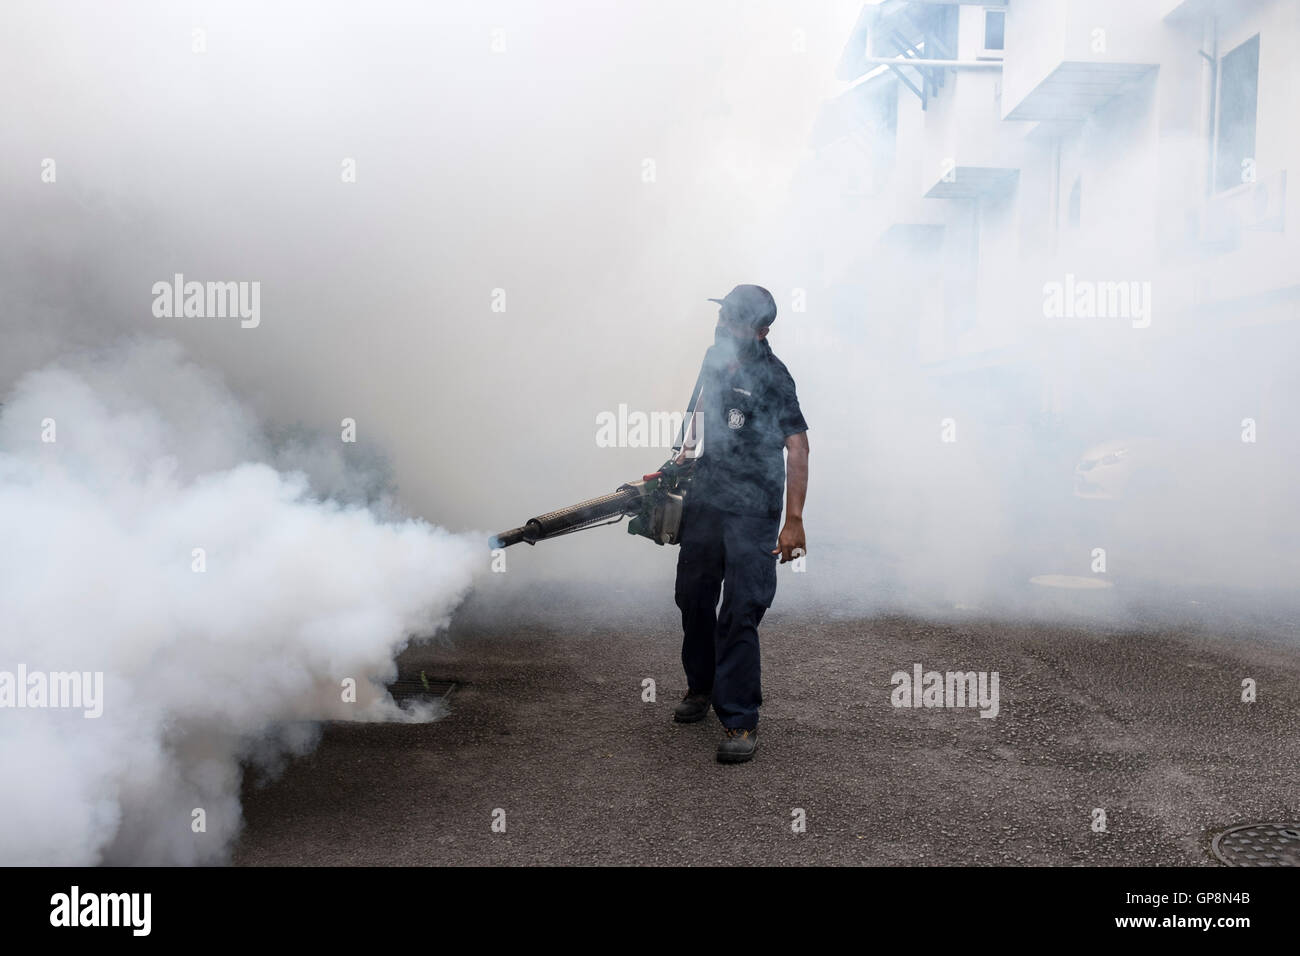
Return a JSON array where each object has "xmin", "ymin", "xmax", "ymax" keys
[{"xmin": 0, "ymin": 339, "xmax": 482, "ymax": 864}]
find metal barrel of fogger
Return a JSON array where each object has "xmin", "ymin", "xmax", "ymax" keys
[{"xmin": 489, "ymin": 485, "xmax": 643, "ymax": 548}]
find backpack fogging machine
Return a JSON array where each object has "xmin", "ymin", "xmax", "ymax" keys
[{"xmin": 489, "ymin": 366, "xmax": 706, "ymax": 551}]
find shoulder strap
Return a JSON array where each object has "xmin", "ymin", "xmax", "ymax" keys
[{"xmin": 672, "ymin": 356, "xmax": 710, "ymax": 454}]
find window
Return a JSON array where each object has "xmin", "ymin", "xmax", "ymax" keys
[
  {"xmin": 1215, "ymin": 34, "xmax": 1259, "ymax": 193},
  {"xmin": 983, "ymin": 10, "xmax": 1005, "ymax": 53}
]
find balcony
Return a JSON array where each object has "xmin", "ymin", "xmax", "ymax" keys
[
  {"xmin": 1001, "ymin": 0, "xmax": 1159, "ymax": 122},
  {"xmin": 924, "ymin": 166, "xmax": 1018, "ymax": 199},
  {"xmin": 917, "ymin": 66, "xmax": 1033, "ymax": 200},
  {"xmin": 1004, "ymin": 62, "xmax": 1156, "ymax": 121}
]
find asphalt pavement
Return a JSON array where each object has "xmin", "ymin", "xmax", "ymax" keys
[{"xmin": 232, "ymin": 597, "xmax": 1300, "ymax": 866}]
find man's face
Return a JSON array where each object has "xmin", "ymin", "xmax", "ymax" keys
[{"xmin": 716, "ymin": 308, "xmax": 768, "ymax": 341}]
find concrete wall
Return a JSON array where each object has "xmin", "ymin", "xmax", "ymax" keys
[{"xmin": 1001, "ymin": 0, "xmax": 1068, "ymax": 119}]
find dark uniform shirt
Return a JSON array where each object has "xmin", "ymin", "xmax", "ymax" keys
[{"xmin": 689, "ymin": 339, "xmax": 808, "ymax": 518}]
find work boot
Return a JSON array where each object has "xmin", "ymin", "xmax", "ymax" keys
[
  {"xmin": 673, "ymin": 690, "xmax": 711, "ymax": 723},
  {"xmin": 716, "ymin": 727, "xmax": 758, "ymax": 763}
]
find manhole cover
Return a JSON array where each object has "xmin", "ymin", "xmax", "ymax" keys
[
  {"xmin": 388, "ymin": 678, "xmax": 457, "ymax": 700},
  {"xmin": 1028, "ymin": 574, "xmax": 1114, "ymax": 590},
  {"xmin": 1211, "ymin": 822, "xmax": 1300, "ymax": 866}
]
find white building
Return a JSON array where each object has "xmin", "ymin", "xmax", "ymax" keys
[
  {"xmin": 811, "ymin": 0, "xmax": 1298, "ymax": 393},
  {"xmin": 798, "ymin": 0, "xmax": 1299, "ymax": 593}
]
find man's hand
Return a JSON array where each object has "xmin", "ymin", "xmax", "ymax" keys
[{"xmin": 772, "ymin": 516, "xmax": 805, "ymax": 564}]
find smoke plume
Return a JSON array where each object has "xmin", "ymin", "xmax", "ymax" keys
[{"xmin": 0, "ymin": 340, "xmax": 480, "ymax": 864}]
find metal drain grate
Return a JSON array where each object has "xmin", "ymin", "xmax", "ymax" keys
[{"xmin": 1211, "ymin": 822, "xmax": 1300, "ymax": 866}]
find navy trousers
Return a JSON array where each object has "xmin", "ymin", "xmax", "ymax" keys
[{"xmin": 674, "ymin": 502, "xmax": 780, "ymax": 731}]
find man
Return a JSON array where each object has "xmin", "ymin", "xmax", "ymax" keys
[{"xmin": 672, "ymin": 284, "xmax": 809, "ymax": 764}]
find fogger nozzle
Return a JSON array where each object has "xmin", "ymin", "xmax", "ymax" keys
[{"xmin": 488, "ymin": 485, "xmax": 644, "ymax": 549}]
